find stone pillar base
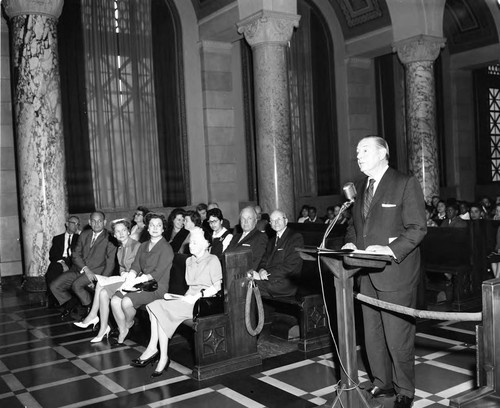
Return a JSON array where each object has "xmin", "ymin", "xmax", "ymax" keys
[{"xmin": 24, "ymin": 276, "xmax": 47, "ymax": 292}]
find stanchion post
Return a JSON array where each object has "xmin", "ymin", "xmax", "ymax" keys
[{"xmin": 450, "ymin": 279, "xmax": 500, "ymax": 407}]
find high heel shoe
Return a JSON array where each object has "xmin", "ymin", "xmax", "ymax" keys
[
  {"xmin": 74, "ymin": 316, "xmax": 99, "ymax": 329},
  {"xmin": 90, "ymin": 326, "xmax": 110, "ymax": 343},
  {"xmin": 130, "ymin": 351, "xmax": 159, "ymax": 368},
  {"xmin": 150, "ymin": 359, "xmax": 170, "ymax": 378}
]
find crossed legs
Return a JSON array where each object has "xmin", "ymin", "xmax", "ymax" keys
[{"xmin": 110, "ymin": 295, "xmax": 136, "ymax": 343}]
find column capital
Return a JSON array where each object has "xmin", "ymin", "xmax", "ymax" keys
[
  {"xmin": 237, "ymin": 10, "xmax": 300, "ymax": 47},
  {"xmin": 393, "ymin": 34, "xmax": 446, "ymax": 64},
  {"xmin": 3, "ymin": 0, "xmax": 64, "ymax": 19}
]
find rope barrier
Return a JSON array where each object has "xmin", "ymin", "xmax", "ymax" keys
[
  {"xmin": 245, "ymin": 279, "xmax": 265, "ymax": 336},
  {"xmin": 354, "ymin": 292, "xmax": 482, "ymax": 322}
]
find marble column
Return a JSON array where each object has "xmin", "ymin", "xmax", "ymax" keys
[
  {"xmin": 4, "ymin": 0, "xmax": 67, "ymax": 291},
  {"xmin": 237, "ymin": 11, "xmax": 300, "ymax": 217},
  {"xmin": 393, "ymin": 34, "xmax": 446, "ymax": 203}
]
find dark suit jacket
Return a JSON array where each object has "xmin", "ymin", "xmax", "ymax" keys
[
  {"xmin": 258, "ymin": 227, "xmax": 304, "ymax": 297},
  {"xmin": 49, "ymin": 232, "xmax": 79, "ymax": 266},
  {"xmin": 345, "ymin": 167, "xmax": 427, "ymax": 292},
  {"xmin": 226, "ymin": 227, "xmax": 268, "ymax": 270},
  {"xmin": 71, "ymin": 229, "xmax": 117, "ymax": 277}
]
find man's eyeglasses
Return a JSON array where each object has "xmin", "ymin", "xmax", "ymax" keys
[
  {"xmin": 135, "ymin": 212, "xmax": 144, "ymax": 216},
  {"xmin": 270, "ymin": 217, "xmax": 286, "ymax": 224}
]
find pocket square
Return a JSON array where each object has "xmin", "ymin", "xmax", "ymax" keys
[
  {"xmin": 277, "ymin": 248, "xmax": 284, "ymax": 251},
  {"xmin": 242, "ymin": 243, "xmax": 250, "ymax": 247},
  {"xmin": 382, "ymin": 203, "xmax": 396, "ymax": 207}
]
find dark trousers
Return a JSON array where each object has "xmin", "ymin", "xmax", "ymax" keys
[
  {"xmin": 45, "ymin": 263, "xmax": 64, "ymax": 306},
  {"xmin": 49, "ymin": 269, "xmax": 93, "ymax": 307},
  {"xmin": 360, "ymin": 275, "xmax": 417, "ymax": 398}
]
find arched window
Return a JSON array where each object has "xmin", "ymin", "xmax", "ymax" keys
[{"xmin": 58, "ymin": 0, "xmax": 187, "ymax": 213}]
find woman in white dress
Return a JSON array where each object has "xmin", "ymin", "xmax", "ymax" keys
[{"xmin": 130, "ymin": 227, "xmax": 222, "ymax": 377}]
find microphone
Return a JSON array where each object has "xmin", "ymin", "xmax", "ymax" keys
[{"xmin": 343, "ymin": 182, "xmax": 357, "ymax": 202}]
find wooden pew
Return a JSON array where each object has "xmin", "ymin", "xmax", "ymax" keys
[
  {"xmin": 258, "ymin": 222, "xmax": 343, "ymax": 351},
  {"xmin": 421, "ymin": 226, "xmax": 478, "ymax": 310},
  {"xmin": 137, "ymin": 249, "xmax": 262, "ymax": 380}
]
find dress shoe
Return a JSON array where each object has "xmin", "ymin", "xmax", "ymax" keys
[
  {"xmin": 150, "ymin": 359, "xmax": 170, "ymax": 378},
  {"xmin": 130, "ymin": 351, "xmax": 159, "ymax": 368},
  {"xmin": 393, "ymin": 394, "xmax": 413, "ymax": 408},
  {"xmin": 74, "ymin": 316, "xmax": 99, "ymax": 329},
  {"xmin": 90, "ymin": 325, "xmax": 111, "ymax": 343},
  {"xmin": 367, "ymin": 385, "xmax": 395, "ymax": 398},
  {"xmin": 60, "ymin": 308, "xmax": 72, "ymax": 319}
]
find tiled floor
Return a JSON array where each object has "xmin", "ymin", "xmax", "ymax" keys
[{"xmin": 0, "ymin": 279, "xmax": 488, "ymax": 407}]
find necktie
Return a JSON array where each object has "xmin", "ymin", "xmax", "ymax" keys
[
  {"xmin": 275, "ymin": 235, "xmax": 279, "ymax": 247},
  {"xmin": 90, "ymin": 234, "xmax": 96, "ymax": 248},
  {"xmin": 363, "ymin": 178, "xmax": 375, "ymax": 219},
  {"xmin": 67, "ymin": 235, "xmax": 72, "ymax": 257}
]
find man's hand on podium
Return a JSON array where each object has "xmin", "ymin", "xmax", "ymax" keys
[{"xmin": 365, "ymin": 245, "xmax": 395, "ymax": 258}]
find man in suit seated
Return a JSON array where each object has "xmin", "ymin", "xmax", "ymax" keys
[
  {"xmin": 45, "ymin": 216, "xmax": 81, "ymax": 308},
  {"xmin": 441, "ymin": 202, "xmax": 468, "ymax": 228},
  {"xmin": 226, "ymin": 206, "xmax": 268, "ymax": 270},
  {"xmin": 252, "ymin": 210, "xmax": 304, "ymax": 297},
  {"xmin": 50, "ymin": 211, "xmax": 117, "ymax": 319},
  {"xmin": 304, "ymin": 206, "xmax": 322, "ymax": 223}
]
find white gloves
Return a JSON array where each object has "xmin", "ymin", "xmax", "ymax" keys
[
  {"xmin": 135, "ymin": 274, "xmax": 149, "ymax": 283},
  {"xmin": 182, "ymin": 294, "xmax": 201, "ymax": 304}
]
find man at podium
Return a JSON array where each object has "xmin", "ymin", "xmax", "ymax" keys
[{"xmin": 342, "ymin": 136, "xmax": 427, "ymax": 408}]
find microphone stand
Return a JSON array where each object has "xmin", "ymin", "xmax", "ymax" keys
[{"xmin": 319, "ymin": 200, "xmax": 354, "ymax": 249}]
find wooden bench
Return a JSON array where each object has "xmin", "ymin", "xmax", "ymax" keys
[
  {"xmin": 259, "ymin": 222, "xmax": 344, "ymax": 352},
  {"xmin": 421, "ymin": 226, "xmax": 477, "ymax": 310},
  {"xmin": 137, "ymin": 249, "xmax": 262, "ymax": 380}
]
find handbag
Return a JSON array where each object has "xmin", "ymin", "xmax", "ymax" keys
[{"xmin": 133, "ymin": 279, "xmax": 158, "ymax": 292}]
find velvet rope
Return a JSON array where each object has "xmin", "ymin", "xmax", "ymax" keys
[
  {"xmin": 245, "ymin": 280, "xmax": 265, "ymax": 336},
  {"xmin": 354, "ymin": 292, "xmax": 482, "ymax": 322}
]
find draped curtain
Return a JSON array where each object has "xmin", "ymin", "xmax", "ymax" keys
[
  {"xmin": 288, "ymin": 0, "xmax": 339, "ymax": 197},
  {"xmin": 81, "ymin": 0, "xmax": 162, "ymax": 210}
]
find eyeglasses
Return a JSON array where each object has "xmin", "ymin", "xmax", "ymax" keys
[
  {"xmin": 67, "ymin": 221, "xmax": 79, "ymax": 225},
  {"xmin": 134, "ymin": 212, "xmax": 144, "ymax": 216},
  {"xmin": 270, "ymin": 217, "xmax": 286, "ymax": 224},
  {"xmin": 208, "ymin": 219, "xmax": 220, "ymax": 224}
]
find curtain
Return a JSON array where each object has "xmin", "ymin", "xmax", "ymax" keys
[
  {"xmin": 58, "ymin": 0, "xmax": 94, "ymax": 213},
  {"xmin": 81, "ymin": 0, "xmax": 162, "ymax": 210},
  {"xmin": 288, "ymin": 6, "xmax": 317, "ymax": 198},
  {"xmin": 151, "ymin": 0, "xmax": 189, "ymax": 207},
  {"xmin": 288, "ymin": 1, "xmax": 339, "ymax": 197}
]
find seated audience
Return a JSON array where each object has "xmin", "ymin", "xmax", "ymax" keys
[
  {"xmin": 251, "ymin": 210, "xmax": 304, "ymax": 297},
  {"xmin": 111, "ymin": 213, "xmax": 174, "ymax": 344},
  {"xmin": 130, "ymin": 206, "xmax": 150, "ymax": 242},
  {"xmin": 75, "ymin": 219, "xmax": 140, "ymax": 343},
  {"xmin": 255, "ymin": 205, "xmax": 270, "ymax": 232},
  {"xmin": 425, "ymin": 205, "xmax": 438, "ymax": 227},
  {"xmin": 441, "ymin": 203, "xmax": 468, "ymax": 228},
  {"xmin": 226, "ymin": 206, "xmax": 268, "ymax": 270},
  {"xmin": 304, "ymin": 206, "xmax": 322, "ymax": 223},
  {"xmin": 469, "ymin": 203, "xmax": 483, "ymax": 220},
  {"xmin": 297, "ymin": 205, "xmax": 310, "ymax": 223},
  {"xmin": 50, "ymin": 211, "xmax": 117, "ymax": 319},
  {"xmin": 493, "ymin": 203, "xmax": 500, "ymax": 221},
  {"xmin": 179, "ymin": 210, "xmax": 207, "ymax": 253},
  {"xmin": 45, "ymin": 216, "xmax": 80, "ymax": 308},
  {"xmin": 207, "ymin": 208, "xmax": 233, "ymax": 258},
  {"xmin": 488, "ymin": 224, "xmax": 500, "ymax": 279},
  {"xmin": 458, "ymin": 201, "xmax": 471, "ymax": 220},
  {"xmin": 430, "ymin": 195, "xmax": 441, "ymax": 215},
  {"xmin": 480, "ymin": 196, "xmax": 493, "ymax": 219},
  {"xmin": 432, "ymin": 200, "xmax": 447, "ymax": 226},
  {"xmin": 163, "ymin": 208, "xmax": 189, "ymax": 253},
  {"xmin": 130, "ymin": 228, "xmax": 222, "ymax": 377},
  {"xmin": 207, "ymin": 202, "xmax": 230, "ymax": 229}
]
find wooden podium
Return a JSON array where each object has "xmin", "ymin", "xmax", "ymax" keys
[{"xmin": 299, "ymin": 248, "xmax": 391, "ymax": 408}]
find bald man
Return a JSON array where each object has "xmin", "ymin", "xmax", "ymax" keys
[
  {"xmin": 226, "ymin": 206, "xmax": 268, "ymax": 270},
  {"xmin": 253, "ymin": 210, "xmax": 304, "ymax": 297}
]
